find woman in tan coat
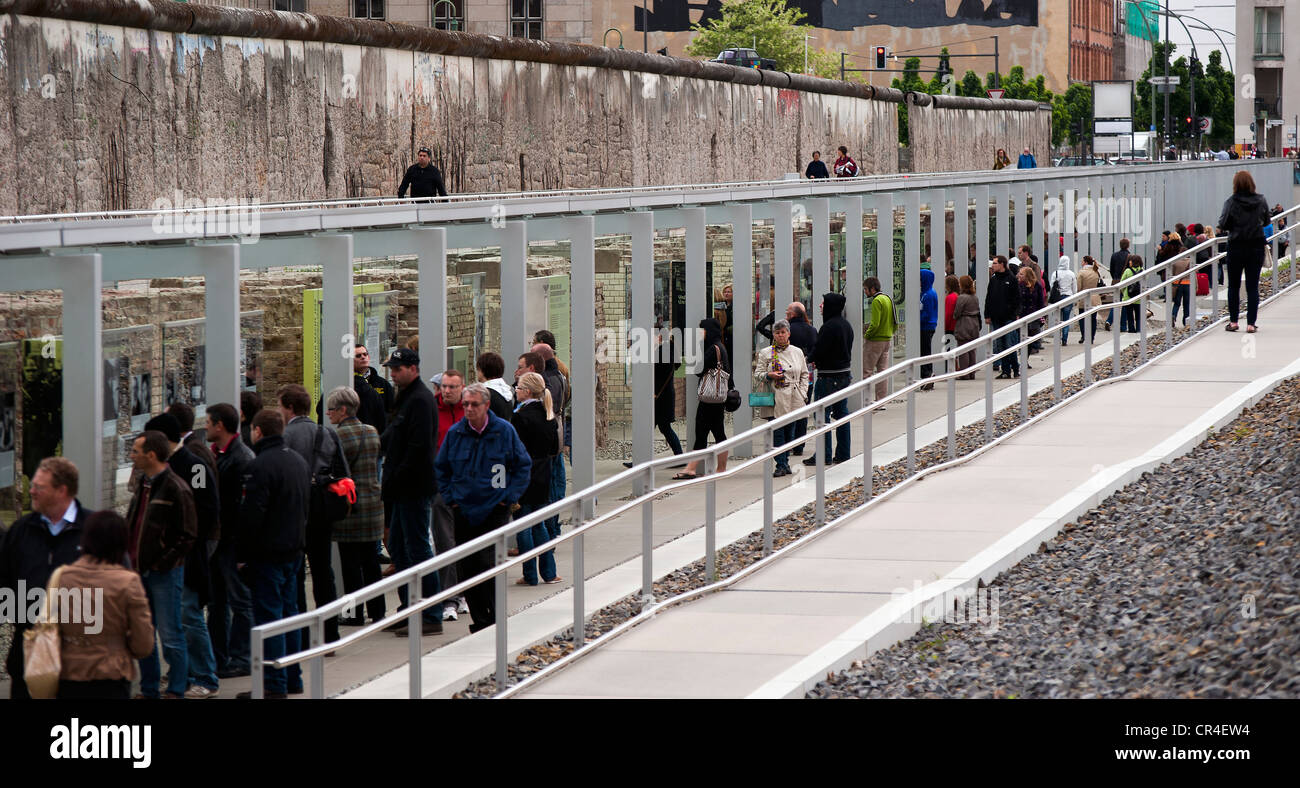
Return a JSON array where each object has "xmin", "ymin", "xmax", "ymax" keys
[
  {"xmin": 753, "ymin": 320, "xmax": 810, "ymax": 477},
  {"xmin": 1074, "ymin": 256, "xmax": 1103, "ymax": 342},
  {"xmin": 57, "ymin": 511, "xmax": 154, "ymax": 699}
]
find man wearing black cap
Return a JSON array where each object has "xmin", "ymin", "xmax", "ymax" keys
[
  {"xmin": 398, "ymin": 147, "xmax": 448, "ymax": 199},
  {"xmin": 378, "ymin": 348, "xmax": 443, "ymax": 636}
]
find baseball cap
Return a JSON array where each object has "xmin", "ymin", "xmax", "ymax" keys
[{"xmin": 382, "ymin": 348, "xmax": 420, "ymax": 368}]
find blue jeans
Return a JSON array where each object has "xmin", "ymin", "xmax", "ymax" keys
[
  {"xmin": 991, "ymin": 320, "xmax": 1020, "ymax": 373},
  {"xmin": 814, "ymin": 373, "xmax": 851, "ymax": 462},
  {"xmin": 514, "ymin": 501, "xmax": 557, "ymax": 584},
  {"xmin": 1120, "ymin": 303, "xmax": 1140, "ymax": 332},
  {"xmin": 248, "ymin": 558, "xmax": 303, "ymax": 695},
  {"xmin": 182, "ymin": 587, "xmax": 219, "ymax": 691},
  {"xmin": 210, "ymin": 541, "xmax": 252, "ymax": 672},
  {"xmin": 1171, "ymin": 283, "xmax": 1191, "ymax": 325},
  {"xmin": 139, "ymin": 566, "xmax": 188, "ymax": 697},
  {"xmin": 772, "ymin": 421, "xmax": 797, "ymax": 470},
  {"xmin": 545, "ymin": 455, "xmax": 565, "ymax": 541},
  {"xmin": 388, "ymin": 495, "xmax": 442, "ymax": 624},
  {"xmin": 1058, "ymin": 304, "xmax": 1074, "ymax": 342}
]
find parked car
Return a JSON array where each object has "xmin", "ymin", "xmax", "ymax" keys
[
  {"xmin": 711, "ymin": 48, "xmax": 777, "ymax": 70},
  {"xmin": 1054, "ymin": 156, "xmax": 1113, "ymax": 167}
]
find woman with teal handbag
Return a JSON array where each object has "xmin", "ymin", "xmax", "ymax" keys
[{"xmin": 752, "ymin": 320, "xmax": 810, "ymax": 477}]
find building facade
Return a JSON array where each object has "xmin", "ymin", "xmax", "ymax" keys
[{"xmin": 1236, "ymin": 0, "xmax": 1298, "ymax": 157}]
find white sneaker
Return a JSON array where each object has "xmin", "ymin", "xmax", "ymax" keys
[
  {"xmin": 184, "ymin": 685, "xmax": 218, "ymax": 700},
  {"xmin": 456, "ymin": 597, "xmax": 469, "ymax": 614},
  {"xmin": 442, "ymin": 606, "xmax": 458, "ymax": 622}
]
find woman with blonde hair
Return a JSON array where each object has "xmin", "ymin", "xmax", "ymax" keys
[{"xmin": 511, "ymin": 371, "xmax": 560, "ymax": 585}]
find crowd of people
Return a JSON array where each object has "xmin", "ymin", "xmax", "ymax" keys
[{"xmin": 1, "ymin": 329, "xmax": 575, "ymax": 698}]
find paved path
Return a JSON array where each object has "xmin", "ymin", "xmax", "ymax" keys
[{"xmin": 512, "ymin": 285, "xmax": 1300, "ymax": 698}]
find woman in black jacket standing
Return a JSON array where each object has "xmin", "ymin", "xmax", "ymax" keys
[
  {"xmin": 674, "ymin": 318, "xmax": 729, "ymax": 480},
  {"xmin": 511, "ymin": 372, "xmax": 560, "ymax": 585},
  {"xmin": 1218, "ymin": 171, "xmax": 1272, "ymax": 333}
]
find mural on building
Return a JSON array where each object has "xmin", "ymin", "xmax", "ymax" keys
[{"xmin": 635, "ymin": 0, "xmax": 1038, "ymax": 32}]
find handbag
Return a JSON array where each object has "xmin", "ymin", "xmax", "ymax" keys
[
  {"xmin": 309, "ymin": 424, "xmax": 353, "ymax": 524},
  {"xmin": 697, "ymin": 343, "xmax": 730, "ymax": 404},
  {"xmin": 750, "ymin": 344, "xmax": 780, "ymax": 408},
  {"xmin": 23, "ymin": 565, "xmax": 67, "ymax": 699}
]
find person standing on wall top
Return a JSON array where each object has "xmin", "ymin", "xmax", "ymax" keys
[
  {"xmin": 398, "ymin": 147, "xmax": 448, "ymax": 199},
  {"xmin": 805, "ymin": 151, "xmax": 830, "ymax": 179}
]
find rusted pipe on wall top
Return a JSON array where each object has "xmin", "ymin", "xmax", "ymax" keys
[{"xmin": 1, "ymin": 0, "xmax": 1041, "ymax": 112}]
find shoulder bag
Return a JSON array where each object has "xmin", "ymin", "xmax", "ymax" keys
[
  {"xmin": 309, "ymin": 424, "xmax": 354, "ymax": 524},
  {"xmin": 23, "ymin": 565, "xmax": 67, "ymax": 699},
  {"xmin": 697, "ymin": 343, "xmax": 731, "ymax": 405}
]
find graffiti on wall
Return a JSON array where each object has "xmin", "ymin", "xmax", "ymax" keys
[{"xmin": 635, "ymin": 0, "xmax": 1039, "ymax": 32}]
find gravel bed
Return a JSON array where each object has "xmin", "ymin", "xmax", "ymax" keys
[
  {"xmin": 455, "ymin": 299, "xmax": 1277, "ymax": 697},
  {"xmin": 809, "ymin": 375, "xmax": 1300, "ymax": 699}
]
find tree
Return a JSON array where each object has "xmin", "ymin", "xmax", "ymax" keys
[
  {"xmin": 686, "ymin": 0, "xmax": 820, "ymax": 74},
  {"xmin": 1135, "ymin": 42, "xmax": 1234, "ymax": 149}
]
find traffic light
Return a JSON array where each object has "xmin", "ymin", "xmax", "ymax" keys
[
  {"xmin": 874, "ymin": 46, "xmax": 887, "ymax": 70},
  {"xmin": 1185, "ymin": 116, "xmax": 1193, "ymax": 136}
]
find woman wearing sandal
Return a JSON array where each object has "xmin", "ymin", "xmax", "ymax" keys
[
  {"xmin": 511, "ymin": 373, "xmax": 562, "ymax": 586},
  {"xmin": 1218, "ymin": 171, "xmax": 1271, "ymax": 333},
  {"xmin": 674, "ymin": 318, "xmax": 730, "ymax": 480}
]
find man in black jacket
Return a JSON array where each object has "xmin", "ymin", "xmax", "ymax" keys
[
  {"xmin": 805, "ymin": 292, "xmax": 854, "ymax": 466},
  {"xmin": 354, "ymin": 344, "xmax": 394, "ymax": 421},
  {"xmin": 314, "ymin": 345, "xmax": 388, "ymax": 432},
  {"xmin": 236, "ymin": 410, "xmax": 310, "ymax": 698},
  {"xmin": 397, "ymin": 147, "xmax": 448, "ymax": 199},
  {"xmin": 758, "ymin": 302, "xmax": 817, "ymax": 454},
  {"xmin": 984, "ymin": 255, "xmax": 1022, "ymax": 378},
  {"xmin": 378, "ymin": 348, "xmax": 443, "ymax": 636},
  {"xmin": 1107, "ymin": 238, "xmax": 1131, "ymax": 329},
  {"xmin": 205, "ymin": 402, "xmax": 256, "ymax": 678},
  {"xmin": 145, "ymin": 413, "xmax": 222, "ymax": 698},
  {"xmin": 0, "ymin": 457, "xmax": 91, "ymax": 699}
]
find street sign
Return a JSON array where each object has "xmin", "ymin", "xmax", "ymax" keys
[
  {"xmin": 1199, "ymin": 116, "xmax": 1212, "ymax": 134},
  {"xmin": 1149, "ymin": 75, "xmax": 1181, "ymax": 85},
  {"xmin": 1156, "ymin": 84, "xmax": 1179, "ymax": 94},
  {"xmin": 986, "ymin": 88, "xmax": 1005, "ymax": 99}
]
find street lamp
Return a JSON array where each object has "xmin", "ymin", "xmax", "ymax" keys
[
  {"xmin": 804, "ymin": 34, "xmax": 815, "ymax": 75},
  {"xmin": 603, "ymin": 28, "xmax": 625, "ymax": 50}
]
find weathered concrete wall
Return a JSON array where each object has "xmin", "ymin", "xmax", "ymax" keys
[
  {"xmin": 0, "ymin": 12, "xmax": 903, "ymax": 214},
  {"xmin": 908, "ymin": 101, "xmax": 1053, "ymax": 174}
]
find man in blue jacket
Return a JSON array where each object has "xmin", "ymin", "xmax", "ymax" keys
[
  {"xmin": 918, "ymin": 267, "xmax": 939, "ymax": 390},
  {"xmin": 1017, "ymin": 147, "xmax": 1037, "ymax": 169},
  {"xmin": 435, "ymin": 383, "xmax": 532, "ymax": 633}
]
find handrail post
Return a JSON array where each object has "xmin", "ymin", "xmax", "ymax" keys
[
  {"xmin": 705, "ymin": 453, "xmax": 720, "ymax": 569},
  {"xmin": 862, "ymin": 405, "xmax": 873, "ymax": 500},
  {"xmin": 946, "ymin": 368, "xmax": 956, "ymax": 460},
  {"xmin": 1272, "ymin": 235, "xmax": 1279, "ymax": 292},
  {"xmin": 1211, "ymin": 242, "xmax": 1221, "ymax": 320},
  {"xmin": 905, "ymin": 370, "xmax": 916, "ymax": 475},
  {"xmin": 496, "ymin": 532, "xmax": 508, "ymax": 692},
  {"xmin": 251, "ymin": 629, "xmax": 264, "ymax": 700},
  {"xmin": 641, "ymin": 470, "xmax": 654, "ymax": 608},
  {"xmin": 1112, "ymin": 284, "xmax": 1122, "ymax": 377},
  {"xmin": 1138, "ymin": 286, "xmax": 1147, "ymax": 363},
  {"xmin": 407, "ymin": 574, "xmax": 421, "ymax": 698},
  {"xmin": 983, "ymin": 339, "xmax": 994, "ymax": 443},
  {"xmin": 759, "ymin": 433, "xmax": 773, "ymax": 557},
  {"xmin": 573, "ymin": 500, "xmax": 586, "ymax": 652},
  {"xmin": 1051, "ymin": 306, "xmax": 1061, "ymax": 402},
  {"xmin": 1164, "ymin": 277, "xmax": 1173, "ymax": 346},
  {"xmin": 309, "ymin": 618, "xmax": 324, "ymax": 699},
  {"xmin": 813, "ymin": 407, "xmax": 825, "ymax": 525},
  {"xmin": 1083, "ymin": 300, "xmax": 1093, "ymax": 385},
  {"xmin": 1018, "ymin": 334, "xmax": 1028, "ymax": 422}
]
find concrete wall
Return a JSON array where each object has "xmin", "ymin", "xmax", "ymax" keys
[
  {"xmin": 908, "ymin": 103, "xmax": 1054, "ymax": 173},
  {"xmin": 0, "ymin": 12, "xmax": 902, "ymax": 214}
]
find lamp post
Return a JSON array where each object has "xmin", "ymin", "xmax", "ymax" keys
[
  {"xmin": 804, "ymin": 34, "xmax": 815, "ymax": 75},
  {"xmin": 431, "ymin": 0, "xmax": 459, "ymax": 31},
  {"xmin": 603, "ymin": 28, "xmax": 625, "ymax": 50}
]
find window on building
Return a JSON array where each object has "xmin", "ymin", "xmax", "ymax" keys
[
  {"xmin": 354, "ymin": 0, "xmax": 384, "ymax": 19},
  {"xmin": 431, "ymin": 0, "xmax": 465, "ymax": 31},
  {"xmin": 1255, "ymin": 7, "xmax": 1282, "ymax": 56},
  {"xmin": 511, "ymin": 0, "xmax": 543, "ymax": 39},
  {"xmin": 274, "ymin": 0, "xmax": 307, "ymax": 11}
]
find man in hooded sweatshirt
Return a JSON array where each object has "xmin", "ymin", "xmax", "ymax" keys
[
  {"xmin": 1052, "ymin": 255, "xmax": 1078, "ymax": 343},
  {"xmin": 918, "ymin": 268, "xmax": 938, "ymax": 390},
  {"xmin": 804, "ymin": 292, "xmax": 854, "ymax": 466}
]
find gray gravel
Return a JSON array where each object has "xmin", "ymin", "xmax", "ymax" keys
[{"xmin": 809, "ymin": 375, "xmax": 1300, "ymax": 699}]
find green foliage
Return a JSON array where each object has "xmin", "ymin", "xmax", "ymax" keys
[
  {"xmin": 1135, "ymin": 43, "xmax": 1235, "ymax": 147},
  {"xmin": 686, "ymin": 0, "xmax": 810, "ymax": 74}
]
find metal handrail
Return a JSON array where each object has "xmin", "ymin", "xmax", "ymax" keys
[
  {"xmin": 248, "ymin": 198, "xmax": 1299, "ymax": 698},
  {"xmin": 0, "ymin": 159, "xmax": 1268, "ymax": 226}
]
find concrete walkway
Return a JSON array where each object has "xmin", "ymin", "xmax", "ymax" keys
[{"xmin": 512, "ymin": 285, "xmax": 1300, "ymax": 699}]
